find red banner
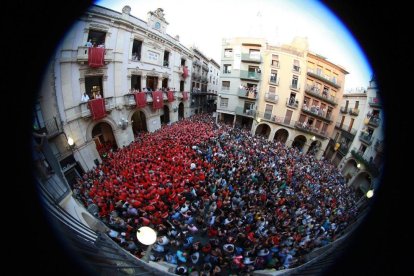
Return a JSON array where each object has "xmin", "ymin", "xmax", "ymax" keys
[
  {"xmin": 88, "ymin": 47, "xmax": 105, "ymax": 68},
  {"xmin": 134, "ymin": 92, "xmax": 147, "ymax": 108},
  {"xmin": 167, "ymin": 91, "xmax": 174, "ymax": 102},
  {"xmin": 182, "ymin": 66, "xmax": 188, "ymax": 78},
  {"xmin": 152, "ymin": 91, "xmax": 163, "ymax": 109},
  {"xmin": 182, "ymin": 91, "xmax": 189, "ymax": 101},
  {"xmin": 88, "ymin": 98, "xmax": 106, "ymax": 120}
]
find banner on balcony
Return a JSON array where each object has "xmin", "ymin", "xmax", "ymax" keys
[
  {"xmin": 88, "ymin": 98, "xmax": 106, "ymax": 120},
  {"xmin": 167, "ymin": 91, "xmax": 175, "ymax": 102},
  {"xmin": 182, "ymin": 66, "xmax": 189, "ymax": 78},
  {"xmin": 182, "ymin": 91, "xmax": 189, "ymax": 101},
  {"xmin": 134, "ymin": 92, "xmax": 147, "ymax": 108},
  {"xmin": 88, "ymin": 47, "xmax": 105, "ymax": 68},
  {"xmin": 152, "ymin": 91, "xmax": 163, "ymax": 109}
]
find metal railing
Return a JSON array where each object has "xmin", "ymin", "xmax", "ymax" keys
[
  {"xmin": 301, "ymin": 106, "xmax": 332, "ymax": 122},
  {"xmin": 286, "ymin": 98, "xmax": 299, "ymax": 109},
  {"xmin": 340, "ymin": 106, "xmax": 348, "ymax": 113},
  {"xmin": 269, "ymin": 77, "xmax": 279, "ymax": 85},
  {"xmin": 306, "ymin": 68, "xmax": 341, "ymax": 88},
  {"xmin": 256, "ymin": 111, "xmax": 294, "ymax": 127},
  {"xmin": 304, "ymin": 84, "xmax": 338, "ymax": 105},
  {"xmin": 368, "ymin": 97, "xmax": 381, "ymax": 107},
  {"xmin": 42, "ymin": 117, "xmax": 63, "ymax": 137},
  {"xmin": 290, "ymin": 83, "xmax": 301, "ymax": 91},
  {"xmin": 359, "ymin": 133, "xmax": 373, "ymax": 145},
  {"xmin": 241, "ymin": 53, "xmax": 262, "ymax": 63},
  {"xmin": 235, "ymin": 106, "xmax": 255, "ymax": 117},
  {"xmin": 37, "ymin": 180, "xmax": 164, "ymax": 275},
  {"xmin": 368, "ymin": 117, "xmax": 381, "ymax": 127},
  {"xmin": 77, "ymin": 46, "xmax": 113, "ymax": 63},
  {"xmin": 294, "ymin": 121, "xmax": 328, "ymax": 137},
  {"xmin": 335, "ymin": 122, "xmax": 357, "ymax": 136},
  {"xmin": 264, "ymin": 93, "xmax": 279, "ymax": 103},
  {"xmin": 240, "ymin": 70, "xmax": 261, "ymax": 81},
  {"xmin": 237, "ymin": 88, "xmax": 258, "ymax": 99}
]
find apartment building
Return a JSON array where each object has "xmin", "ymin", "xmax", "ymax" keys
[{"xmin": 216, "ymin": 37, "xmax": 348, "ymax": 159}]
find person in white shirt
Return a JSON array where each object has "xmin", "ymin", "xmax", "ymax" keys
[{"xmin": 81, "ymin": 92, "xmax": 90, "ymax": 102}]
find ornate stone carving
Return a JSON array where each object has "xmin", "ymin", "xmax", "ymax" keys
[
  {"xmin": 122, "ymin": 5, "xmax": 131, "ymax": 14},
  {"xmin": 89, "ymin": 23, "xmax": 109, "ymax": 31}
]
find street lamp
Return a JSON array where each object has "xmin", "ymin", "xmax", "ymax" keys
[
  {"xmin": 67, "ymin": 136, "xmax": 74, "ymax": 146},
  {"xmin": 312, "ymin": 136, "xmax": 316, "ymax": 141},
  {"xmin": 366, "ymin": 189, "xmax": 374, "ymax": 198},
  {"xmin": 357, "ymin": 163, "xmax": 361, "ymax": 169},
  {"xmin": 136, "ymin": 226, "xmax": 157, "ymax": 262}
]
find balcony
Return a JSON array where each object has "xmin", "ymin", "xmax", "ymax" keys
[
  {"xmin": 240, "ymin": 70, "xmax": 261, "ymax": 81},
  {"xmin": 286, "ymin": 98, "xmax": 299, "ymax": 109},
  {"xmin": 237, "ymin": 88, "xmax": 258, "ymax": 100},
  {"xmin": 351, "ymin": 149, "xmax": 379, "ymax": 177},
  {"xmin": 222, "ymin": 70, "xmax": 232, "ymax": 75},
  {"xmin": 340, "ymin": 106, "xmax": 348, "ymax": 113},
  {"xmin": 193, "ymin": 60, "xmax": 202, "ymax": 66},
  {"xmin": 104, "ymin": 97, "xmax": 115, "ymax": 111},
  {"xmin": 80, "ymin": 102, "xmax": 91, "ymax": 118},
  {"xmin": 338, "ymin": 143, "xmax": 350, "ymax": 155},
  {"xmin": 42, "ymin": 117, "xmax": 63, "ymax": 138},
  {"xmin": 124, "ymin": 93, "xmax": 136, "ymax": 107},
  {"xmin": 306, "ymin": 68, "xmax": 341, "ymax": 88},
  {"xmin": 256, "ymin": 112, "xmax": 294, "ymax": 127},
  {"xmin": 235, "ymin": 106, "xmax": 255, "ymax": 117},
  {"xmin": 368, "ymin": 116, "xmax": 381, "ymax": 128},
  {"xmin": 368, "ymin": 97, "xmax": 381, "ymax": 108},
  {"xmin": 294, "ymin": 121, "xmax": 328, "ymax": 138},
  {"xmin": 349, "ymin": 108, "xmax": 359, "ymax": 116},
  {"xmin": 264, "ymin": 93, "xmax": 279, "ymax": 104},
  {"xmin": 269, "ymin": 77, "xmax": 279, "ymax": 85},
  {"xmin": 192, "ymin": 72, "xmax": 201, "ymax": 81},
  {"xmin": 202, "ymin": 64, "xmax": 209, "ymax": 71},
  {"xmin": 335, "ymin": 122, "xmax": 357, "ymax": 137},
  {"xmin": 359, "ymin": 133, "xmax": 373, "ymax": 145},
  {"xmin": 304, "ymin": 84, "xmax": 338, "ymax": 106},
  {"xmin": 76, "ymin": 46, "xmax": 113, "ymax": 64},
  {"xmin": 290, "ymin": 84, "xmax": 300, "ymax": 91},
  {"xmin": 301, "ymin": 106, "xmax": 332, "ymax": 122},
  {"xmin": 163, "ymin": 60, "xmax": 169, "ymax": 67},
  {"xmin": 241, "ymin": 53, "xmax": 262, "ymax": 63}
]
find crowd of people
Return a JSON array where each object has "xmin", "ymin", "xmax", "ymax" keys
[{"xmin": 73, "ymin": 113, "xmax": 359, "ymax": 275}]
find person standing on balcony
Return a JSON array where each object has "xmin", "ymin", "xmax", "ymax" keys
[
  {"xmin": 81, "ymin": 92, "xmax": 90, "ymax": 102},
  {"xmin": 85, "ymin": 39, "xmax": 93, "ymax": 47}
]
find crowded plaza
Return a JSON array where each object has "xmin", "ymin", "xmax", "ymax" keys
[{"xmin": 73, "ymin": 114, "xmax": 359, "ymax": 275}]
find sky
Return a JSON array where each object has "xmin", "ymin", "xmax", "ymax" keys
[{"xmin": 95, "ymin": 0, "xmax": 372, "ymax": 91}]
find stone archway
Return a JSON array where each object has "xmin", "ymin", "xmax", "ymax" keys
[
  {"xmin": 350, "ymin": 171, "xmax": 372, "ymax": 199},
  {"xmin": 292, "ymin": 135, "xmax": 307, "ymax": 151},
  {"xmin": 131, "ymin": 110, "xmax": 147, "ymax": 136},
  {"xmin": 342, "ymin": 158, "xmax": 359, "ymax": 183},
  {"xmin": 274, "ymin": 128, "xmax": 289, "ymax": 144},
  {"xmin": 178, "ymin": 102, "xmax": 184, "ymax": 119},
  {"xmin": 255, "ymin": 123, "xmax": 271, "ymax": 139},
  {"xmin": 92, "ymin": 122, "xmax": 117, "ymax": 158},
  {"xmin": 307, "ymin": 140, "xmax": 322, "ymax": 156},
  {"xmin": 161, "ymin": 105, "xmax": 170, "ymax": 124}
]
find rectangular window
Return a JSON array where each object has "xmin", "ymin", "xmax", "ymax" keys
[
  {"xmin": 299, "ymin": 114, "xmax": 306, "ymax": 123},
  {"xmin": 349, "ymin": 118, "xmax": 355, "ymax": 131},
  {"xmin": 87, "ymin": 30, "xmax": 106, "ymax": 46},
  {"xmin": 284, "ymin": 109, "xmax": 293, "ymax": 124},
  {"xmin": 180, "ymin": 80, "xmax": 184, "ymax": 92},
  {"xmin": 270, "ymin": 70, "xmax": 278, "ymax": 83},
  {"xmin": 181, "ymin": 58, "xmax": 186, "ymax": 66},
  {"xmin": 334, "ymin": 132, "xmax": 340, "ymax": 142},
  {"xmin": 355, "ymin": 101, "xmax": 359, "ymax": 109},
  {"xmin": 220, "ymin": 97, "xmax": 229, "ymax": 107},
  {"xmin": 224, "ymin": 48, "xmax": 233, "ymax": 58},
  {"xmin": 222, "ymin": 81, "xmax": 230, "ymax": 90},
  {"xmin": 131, "ymin": 75, "xmax": 141, "ymax": 91},
  {"xmin": 249, "ymin": 49, "xmax": 260, "ymax": 60},
  {"xmin": 33, "ymin": 101, "xmax": 45, "ymax": 130},
  {"xmin": 244, "ymin": 101, "xmax": 255, "ymax": 113},
  {"xmin": 269, "ymin": 86, "xmax": 276, "ymax": 93},
  {"xmin": 163, "ymin": 50, "xmax": 170, "ymax": 67},
  {"xmin": 293, "ymin": 59, "xmax": 300, "ymax": 72},
  {"xmin": 340, "ymin": 115, "xmax": 345, "ymax": 127},
  {"xmin": 223, "ymin": 64, "xmax": 232, "ymax": 74},
  {"xmin": 345, "ymin": 100, "xmax": 349, "ymax": 109},
  {"xmin": 291, "ymin": 75, "xmax": 299, "ymax": 89},
  {"xmin": 316, "ymin": 66, "xmax": 323, "ymax": 75},
  {"xmin": 315, "ymin": 120, "xmax": 322, "ymax": 130},
  {"xmin": 271, "ymin": 54, "xmax": 279, "ymax": 67},
  {"xmin": 264, "ymin": 104, "xmax": 273, "ymax": 119},
  {"xmin": 132, "ymin": 40, "xmax": 142, "ymax": 61},
  {"xmin": 322, "ymin": 123, "xmax": 328, "ymax": 133},
  {"xmin": 85, "ymin": 75, "xmax": 103, "ymax": 99}
]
